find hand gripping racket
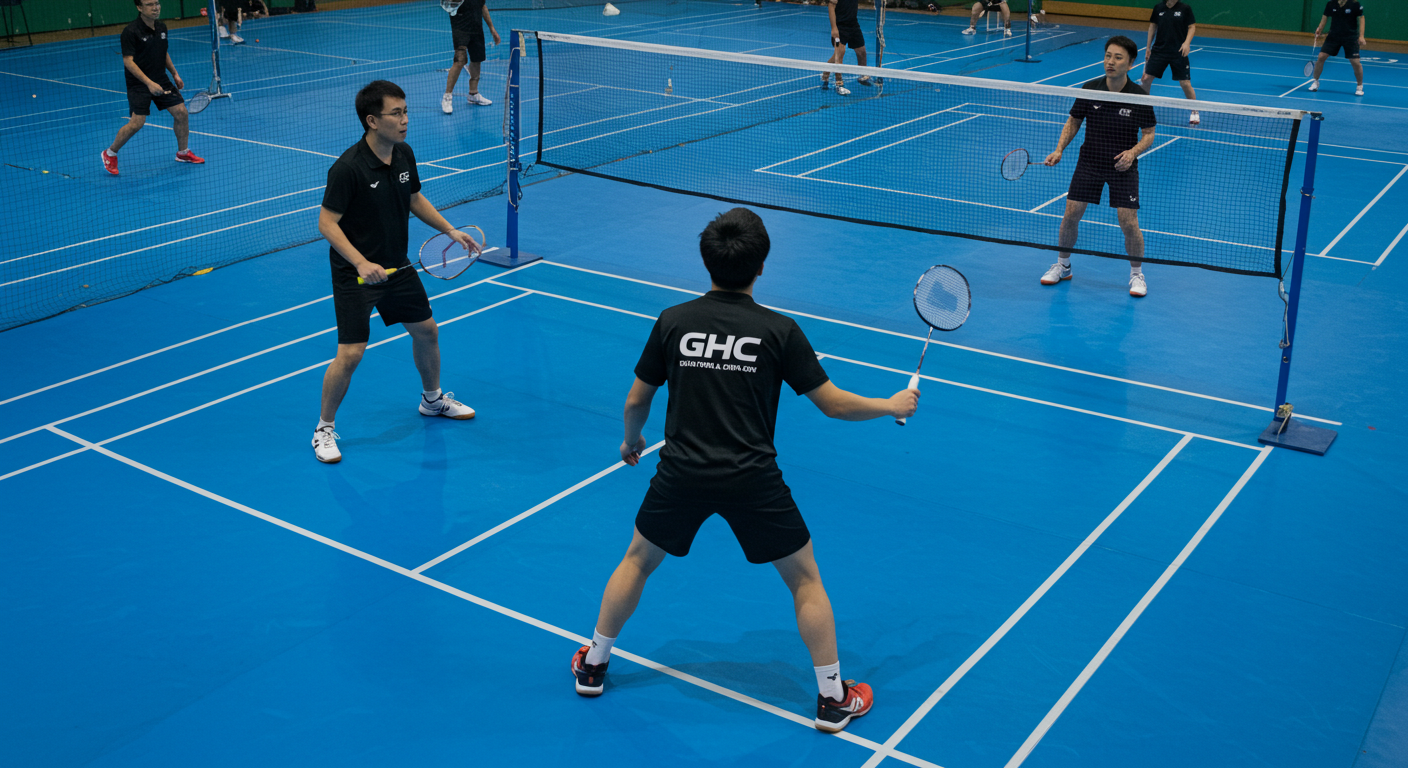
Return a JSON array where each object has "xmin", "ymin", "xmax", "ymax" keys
[
  {"xmin": 897, "ymin": 265, "xmax": 971, "ymax": 426},
  {"xmin": 1001, "ymin": 148, "xmax": 1040, "ymax": 181}
]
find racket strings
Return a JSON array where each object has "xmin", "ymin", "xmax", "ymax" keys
[
  {"xmin": 913, "ymin": 266, "xmax": 971, "ymax": 331},
  {"xmin": 1001, "ymin": 148, "xmax": 1029, "ymax": 180}
]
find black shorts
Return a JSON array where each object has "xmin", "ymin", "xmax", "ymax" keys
[
  {"xmin": 982, "ymin": 0, "xmax": 1006, "ymax": 11},
  {"xmin": 453, "ymin": 25, "xmax": 486, "ymax": 63},
  {"xmin": 127, "ymin": 82, "xmax": 183, "ymax": 116},
  {"xmin": 1146, "ymin": 53, "xmax": 1191, "ymax": 81},
  {"xmin": 831, "ymin": 24, "xmax": 864, "ymax": 50},
  {"xmin": 331, "ymin": 264, "xmax": 432, "ymax": 345},
  {"xmin": 1068, "ymin": 162, "xmax": 1140, "ymax": 209},
  {"xmin": 635, "ymin": 485, "xmax": 811, "ymax": 564},
  {"xmin": 1322, "ymin": 35, "xmax": 1359, "ymax": 59}
]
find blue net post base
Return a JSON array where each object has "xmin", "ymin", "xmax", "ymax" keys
[
  {"xmin": 1257, "ymin": 417, "xmax": 1337, "ymax": 456},
  {"xmin": 479, "ymin": 248, "xmax": 541, "ymax": 269}
]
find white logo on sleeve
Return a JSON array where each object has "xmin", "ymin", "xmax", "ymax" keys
[
  {"xmin": 369, "ymin": 181, "xmax": 380, "ymax": 188},
  {"xmin": 399, "ymin": 171, "xmax": 410, "ymax": 183}
]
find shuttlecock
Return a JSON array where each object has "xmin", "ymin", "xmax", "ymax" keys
[{"xmin": 603, "ymin": 3, "xmax": 620, "ymax": 15}]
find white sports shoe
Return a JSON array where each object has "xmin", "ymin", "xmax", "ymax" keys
[
  {"xmin": 230, "ymin": 33, "xmax": 245, "ymax": 44},
  {"xmin": 1355, "ymin": 85, "xmax": 1364, "ymax": 96},
  {"xmin": 441, "ymin": 93, "xmax": 453, "ymax": 114},
  {"xmin": 835, "ymin": 84, "xmax": 851, "ymax": 96},
  {"xmin": 1040, "ymin": 262, "xmax": 1072, "ymax": 285},
  {"xmin": 313, "ymin": 426, "xmax": 342, "ymax": 463},
  {"xmin": 420, "ymin": 391, "xmax": 476, "ymax": 419},
  {"xmin": 467, "ymin": 92, "xmax": 493, "ymax": 106},
  {"xmin": 1188, "ymin": 110, "xmax": 1200, "ymax": 125},
  {"xmin": 218, "ymin": 25, "xmax": 229, "ymax": 38},
  {"xmin": 1308, "ymin": 80, "xmax": 1319, "ymax": 92},
  {"xmin": 1004, "ymin": 26, "xmax": 1012, "ymax": 37},
  {"xmin": 962, "ymin": 26, "xmax": 976, "ymax": 35},
  {"xmin": 1129, "ymin": 273, "xmax": 1147, "ymax": 297}
]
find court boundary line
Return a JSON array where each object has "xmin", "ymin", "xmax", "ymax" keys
[
  {"xmin": 857, "ymin": 435, "xmax": 1195, "ymax": 768},
  {"xmin": 1316, "ymin": 163, "xmax": 1408, "ymax": 261},
  {"xmin": 38, "ymin": 427, "xmax": 945, "ymax": 768},
  {"xmin": 1002, "ymin": 446, "xmax": 1274, "ymax": 768},
  {"xmin": 1375, "ymin": 220, "xmax": 1408, "ymax": 268}
]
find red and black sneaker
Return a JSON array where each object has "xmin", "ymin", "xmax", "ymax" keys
[
  {"xmin": 571, "ymin": 645, "xmax": 608, "ymax": 696},
  {"xmin": 815, "ymin": 679, "xmax": 873, "ymax": 733}
]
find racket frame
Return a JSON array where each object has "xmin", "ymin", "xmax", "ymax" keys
[
  {"xmin": 897, "ymin": 265, "xmax": 971, "ymax": 425},
  {"xmin": 417, "ymin": 225, "xmax": 485, "ymax": 280},
  {"xmin": 1001, "ymin": 148, "xmax": 1035, "ymax": 181}
]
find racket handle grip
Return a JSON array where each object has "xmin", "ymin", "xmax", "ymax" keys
[
  {"xmin": 896, "ymin": 373, "xmax": 921, "ymax": 426},
  {"xmin": 356, "ymin": 267, "xmax": 397, "ymax": 285}
]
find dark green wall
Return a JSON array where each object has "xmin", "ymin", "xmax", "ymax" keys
[
  {"xmin": 1055, "ymin": 0, "xmax": 1405, "ymax": 40},
  {"xmin": 9, "ymin": 0, "xmax": 291, "ymax": 36}
]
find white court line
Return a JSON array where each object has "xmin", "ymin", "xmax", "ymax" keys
[
  {"xmin": 0, "ymin": 69, "xmax": 126, "ymax": 94},
  {"xmin": 1375, "ymin": 220, "xmax": 1408, "ymax": 268},
  {"xmin": 1029, "ymin": 193, "xmax": 1067, "ymax": 212},
  {"xmin": 1279, "ymin": 80, "xmax": 1313, "ymax": 98},
  {"xmin": 541, "ymin": 262, "xmax": 1342, "ymax": 426},
  {"xmin": 857, "ymin": 435, "xmax": 1195, "ymax": 768},
  {"xmin": 1003, "ymin": 446, "xmax": 1274, "ymax": 768},
  {"xmin": 754, "ymin": 105, "xmax": 967, "ymax": 173},
  {"xmin": 135, "ymin": 122, "xmax": 340, "ymax": 158},
  {"xmin": 482, "ymin": 282, "xmax": 659, "ymax": 320},
  {"xmin": 413, "ymin": 440, "xmax": 667, "ymax": 574},
  {"xmin": 1316, "ymin": 163, "xmax": 1408, "ymax": 260},
  {"xmin": 799, "ymin": 115, "xmax": 982, "ymax": 177},
  {"xmin": 39, "ymin": 428, "xmax": 942, "ymax": 768}
]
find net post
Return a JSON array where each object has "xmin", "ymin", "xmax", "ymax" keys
[
  {"xmin": 206, "ymin": 0, "xmax": 224, "ymax": 95},
  {"xmin": 1016, "ymin": 0, "xmax": 1040, "ymax": 62},
  {"xmin": 1259, "ymin": 112, "xmax": 1335, "ymax": 455},
  {"xmin": 483, "ymin": 29, "xmax": 541, "ymax": 269}
]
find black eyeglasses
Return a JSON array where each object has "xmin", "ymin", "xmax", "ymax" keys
[{"xmin": 377, "ymin": 109, "xmax": 411, "ymax": 120}]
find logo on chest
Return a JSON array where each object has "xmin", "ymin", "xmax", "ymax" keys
[
  {"xmin": 399, "ymin": 171, "xmax": 410, "ymax": 183},
  {"xmin": 1119, "ymin": 108, "xmax": 1132, "ymax": 117},
  {"xmin": 680, "ymin": 333, "xmax": 761, "ymax": 362}
]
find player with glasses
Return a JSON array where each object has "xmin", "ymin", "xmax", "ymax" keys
[{"xmin": 101, "ymin": 0, "xmax": 204, "ymax": 175}]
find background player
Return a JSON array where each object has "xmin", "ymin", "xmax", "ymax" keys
[
  {"xmin": 1141, "ymin": 0, "xmax": 1200, "ymax": 125},
  {"xmin": 102, "ymin": 0, "xmax": 203, "ymax": 176},
  {"xmin": 441, "ymin": 0, "xmax": 500, "ymax": 113},
  {"xmin": 1041, "ymin": 36, "xmax": 1156, "ymax": 297},
  {"xmin": 962, "ymin": 0, "xmax": 1012, "ymax": 37},
  {"xmin": 1310, "ymin": 0, "xmax": 1366, "ymax": 96},
  {"xmin": 822, "ymin": 0, "xmax": 870, "ymax": 96},
  {"xmin": 217, "ymin": 0, "xmax": 268, "ymax": 44},
  {"xmin": 570, "ymin": 208, "xmax": 919, "ymax": 733},
  {"xmin": 314, "ymin": 80, "xmax": 480, "ymax": 463}
]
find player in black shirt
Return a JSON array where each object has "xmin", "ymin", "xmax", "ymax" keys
[
  {"xmin": 1310, "ymin": 0, "xmax": 1366, "ymax": 96},
  {"xmin": 570, "ymin": 208, "xmax": 919, "ymax": 733},
  {"xmin": 217, "ymin": 0, "xmax": 268, "ymax": 45},
  {"xmin": 1041, "ymin": 36, "xmax": 1157, "ymax": 297},
  {"xmin": 101, "ymin": 0, "xmax": 203, "ymax": 176},
  {"xmin": 312, "ymin": 80, "xmax": 482, "ymax": 463},
  {"xmin": 440, "ymin": 0, "xmax": 500, "ymax": 113},
  {"xmin": 822, "ymin": 0, "xmax": 871, "ymax": 96},
  {"xmin": 1140, "ymin": 0, "xmax": 1200, "ymax": 126},
  {"xmin": 962, "ymin": 0, "xmax": 1012, "ymax": 37}
]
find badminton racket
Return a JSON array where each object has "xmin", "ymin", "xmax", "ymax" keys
[{"xmin": 897, "ymin": 265, "xmax": 971, "ymax": 426}]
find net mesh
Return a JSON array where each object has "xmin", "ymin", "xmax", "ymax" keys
[
  {"xmin": 528, "ymin": 32, "xmax": 1303, "ymax": 278},
  {"xmin": 913, "ymin": 264, "xmax": 969, "ymax": 330}
]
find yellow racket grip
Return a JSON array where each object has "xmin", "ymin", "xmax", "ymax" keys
[{"xmin": 356, "ymin": 267, "xmax": 397, "ymax": 285}]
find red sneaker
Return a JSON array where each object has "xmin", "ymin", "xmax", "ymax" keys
[
  {"xmin": 175, "ymin": 149, "xmax": 205, "ymax": 164},
  {"xmin": 101, "ymin": 151, "xmax": 119, "ymax": 176},
  {"xmin": 571, "ymin": 645, "xmax": 608, "ymax": 696},
  {"xmin": 815, "ymin": 679, "xmax": 873, "ymax": 733}
]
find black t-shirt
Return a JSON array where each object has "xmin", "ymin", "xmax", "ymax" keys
[
  {"xmin": 449, "ymin": 0, "xmax": 484, "ymax": 32},
  {"xmin": 1324, "ymin": 0, "xmax": 1363, "ymax": 37},
  {"xmin": 1148, "ymin": 1, "xmax": 1195, "ymax": 57},
  {"xmin": 634, "ymin": 291, "xmax": 830, "ymax": 502},
  {"xmin": 119, "ymin": 18, "xmax": 170, "ymax": 89},
  {"xmin": 830, "ymin": 0, "xmax": 860, "ymax": 29},
  {"xmin": 321, "ymin": 139, "xmax": 423, "ymax": 274},
  {"xmin": 1070, "ymin": 77, "xmax": 1157, "ymax": 171}
]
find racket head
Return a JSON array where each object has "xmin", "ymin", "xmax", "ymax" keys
[
  {"xmin": 417, "ymin": 225, "xmax": 484, "ymax": 280},
  {"xmin": 187, "ymin": 91, "xmax": 211, "ymax": 114},
  {"xmin": 1303, "ymin": 61, "xmax": 1315, "ymax": 78},
  {"xmin": 441, "ymin": 0, "xmax": 464, "ymax": 13},
  {"xmin": 912, "ymin": 265, "xmax": 971, "ymax": 332},
  {"xmin": 1001, "ymin": 148, "xmax": 1029, "ymax": 181}
]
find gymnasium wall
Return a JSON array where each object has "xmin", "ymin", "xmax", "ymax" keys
[{"xmin": 1045, "ymin": 0, "xmax": 1407, "ymax": 42}]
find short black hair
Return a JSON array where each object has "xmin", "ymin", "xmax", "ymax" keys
[
  {"xmin": 356, "ymin": 80, "xmax": 406, "ymax": 133},
  {"xmin": 1106, "ymin": 35, "xmax": 1139, "ymax": 62},
  {"xmin": 699, "ymin": 208, "xmax": 770, "ymax": 290}
]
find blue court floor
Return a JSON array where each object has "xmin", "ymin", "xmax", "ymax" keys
[{"xmin": 2, "ymin": 3, "xmax": 1407, "ymax": 767}]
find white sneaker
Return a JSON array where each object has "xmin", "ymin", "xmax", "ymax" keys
[
  {"xmin": 218, "ymin": 25, "xmax": 228, "ymax": 38},
  {"xmin": 1308, "ymin": 80, "xmax": 1319, "ymax": 92},
  {"xmin": 441, "ymin": 93, "xmax": 453, "ymax": 114},
  {"xmin": 1004, "ymin": 27, "xmax": 1012, "ymax": 37},
  {"xmin": 1040, "ymin": 262, "xmax": 1071, "ymax": 285},
  {"xmin": 467, "ymin": 92, "xmax": 493, "ymax": 106},
  {"xmin": 1355, "ymin": 85, "xmax": 1364, "ymax": 96},
  {"xmin": 420, "ymin": 391, "xmax": 475, "ymax": 419},
  {"xmin": 1129, "ymin": 272, "xmax": 1147, "ymax": 297},
  {"xmin": 835, "ymin": 84, "xmax": 851, "ymax": 96},
  {"xmin": 962, "ymin": 26, "xmax": 976, "ymax": 35},
  {"xmin": 312, "ymin": 426, "xmax": 341, "ymax": 463},
  {"xmin": 230, "ymin": 33, "xmax": 245, "ymax": 44},
  {"xmin": 1188, "ymin": 110, "xmax": 1200, "ymax": 125}
]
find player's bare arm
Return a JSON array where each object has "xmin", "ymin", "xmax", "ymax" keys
[
  {"xmin": 318, "ymin": 207, "xmax": 386, "ymax": 284},
  {"xmin": 1046, "ymin": 116, "xmax": 1082, "ymax": 165},
  {"xmin": 620, "ymin": 378, "xmax": 657, "ymax": 464},
  {"xmin": 804, "ymin": 380, "xmax": 918, "ymax": 421}
]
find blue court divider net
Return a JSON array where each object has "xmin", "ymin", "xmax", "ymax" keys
[{"xmin": 525, "ymin": 32, "xmax": 1303, "ymax": 277}]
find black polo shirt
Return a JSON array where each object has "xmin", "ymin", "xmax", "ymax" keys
[
  {"xmin": 450, "ymin": 0, "xmax": 485, "ymax": 33},
  {"xmin": 1324, "ymin": 0, "xmax": 1363, "ymax": 37},
  {"xmin": 634, "ymin": 291, "xmax": 830, "ymax": 502},
  {"xmin": 830, "ymin": 0, "xmax": 860, "ymax": 29},
  {"xmin": 321, "ymin": 138, "xmax": 422, "ymax": 274},
  {"xmin": 1071, "ymin": 77, "xmax": 1157, "ymax": 171},
  {"xmin": 119, "ymin": 18, "xmax": 170, "ymax": 89},
  {"xmin": 1148, "ymin": 1, "xmax": 1195, "ymax": 57}
]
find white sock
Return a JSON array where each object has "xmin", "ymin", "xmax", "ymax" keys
[
  {"xmin": 1058, "ymin": 256, "xmax": 1071, "ymax": 268},
  {"xmin": 585, "ymin": 628, "xmax": 615, "ymax": 666},
  {"xmin": 422, "ymin": 388, "xmax": 442, "ymax": 402},
  {"xmin": 105, "ymin": 149, "xmax": 117, "ymax": 157},
  {"xmin": 316, "ymin": 419, "xmax": 334, "ymax": 431},
  {"xmin": 1130, "ymin": 266, "xmax": 1143, "ymax": 276},
  {"xmin": 815, "ymin": 661, "xmax": 844, "ymax": 701}
]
